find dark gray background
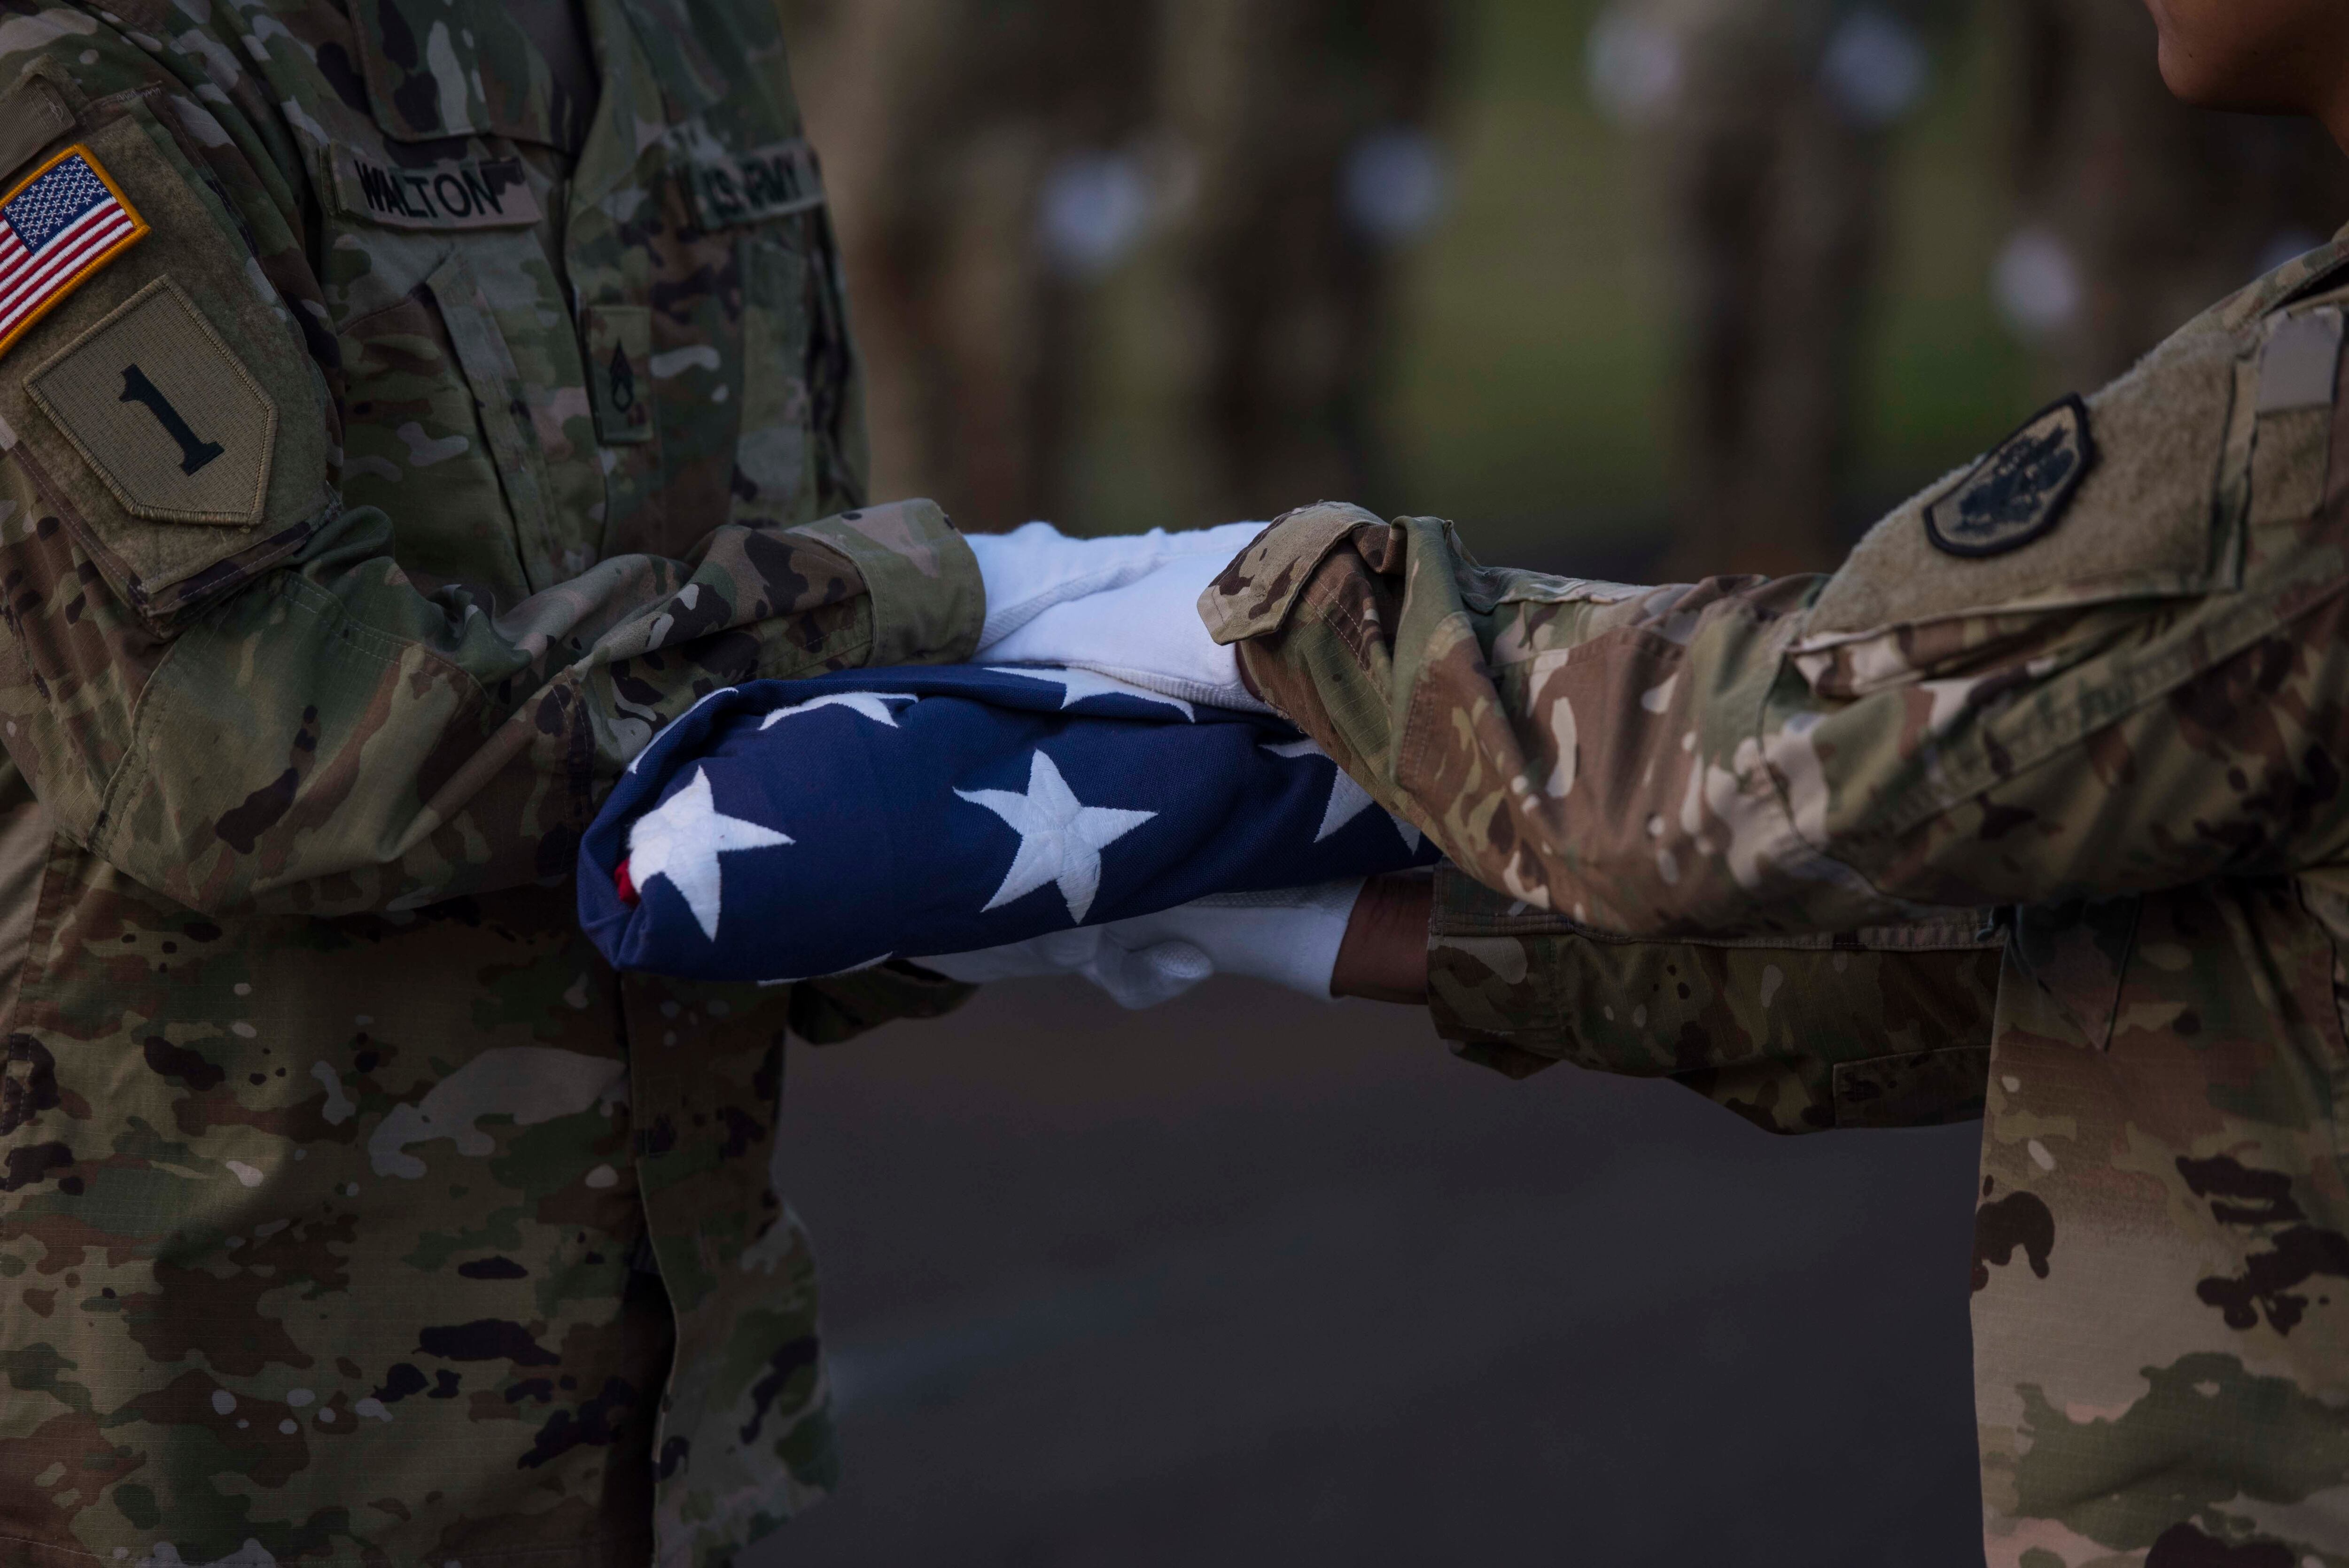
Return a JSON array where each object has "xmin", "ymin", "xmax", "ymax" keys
[{"xmin": 761, "ymin": 977, "xmax": 1985, "ymax": 1567}]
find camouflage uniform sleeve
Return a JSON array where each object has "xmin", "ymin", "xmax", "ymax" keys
[
  {"xmin": 0, "ymin": 8, "xmax": 982, "ymax": 919},
  {"xmin": 1426, "ymin": 863, "xmax": 2000, "ymax": 1133},
  {"xmin": 1212, "ymin": 396, "xmax": 2349, "ymax": 922},
  {"xmin": 1204, "ymin": 501, "xmax": 1877, "ymax": 931},
  {"xmin": 1209, "ymin": 264, "xmax": 2349, "ymax": 1004}
]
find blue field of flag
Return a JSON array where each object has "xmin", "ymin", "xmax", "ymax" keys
[{"xmin": 577, "ymin": 665, "xmax": 1439, "ymax": 983}]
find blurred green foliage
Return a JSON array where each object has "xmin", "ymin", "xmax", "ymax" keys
[{"xmin": 1069, "ymin": 0, "xmax": 2046, "ymax": 573}]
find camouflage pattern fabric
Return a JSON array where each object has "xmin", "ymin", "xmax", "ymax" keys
[
  {"xmin": 1426, "ymin": 868, "xmax": 2004, "ymax": 1133},
  {"xmin": 0, "ymin": 4, "xmax": 983, "ymax": 1567},
  {"xmin": 1206, "ymin": 234, "xmax": 2349, "ymax": 1563}
]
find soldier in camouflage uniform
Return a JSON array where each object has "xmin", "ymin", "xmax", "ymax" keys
[
  {"xmin": 1207, "ymin": 9, "xmax": 2349, "ymax": 1560},
  {"xmin": 0, "ymin": 3, "xmax": 988, "ymax": 1566}
]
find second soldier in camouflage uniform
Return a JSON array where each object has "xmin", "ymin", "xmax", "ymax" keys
[
  {"xmin": 1205, "ymin": 21, "xmax": 2349, "ymax": 1563},
  {"xmin": 0, "ymin": 2, "xmax": 986, "ymax": 1566}
]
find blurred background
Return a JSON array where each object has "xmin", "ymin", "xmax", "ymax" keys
[{"xmin": 756, "ymin": 1, "xmax": 2349, "ymax": 1562}]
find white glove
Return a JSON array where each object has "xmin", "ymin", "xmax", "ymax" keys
[
  {"xmin": 916, "ymin": 880, "xmax": 1365, "ymax": 1009},
  {"xmin": 968, "ymin": 520, "xmax": 1269, "ymax": 712}
]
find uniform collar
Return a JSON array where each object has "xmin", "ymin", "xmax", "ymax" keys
[{"xmin": 345, "ymin": 0, "xmax": 599, "ymax": 151}]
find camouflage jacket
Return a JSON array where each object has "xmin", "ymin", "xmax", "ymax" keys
[
  {"xmin": 0, "ymin": 5, "xmax": 985, "ymax": 1568},
  {"xmin": 1207, "ymin": 236, "xmax": 2349, "ymax": 1564}
]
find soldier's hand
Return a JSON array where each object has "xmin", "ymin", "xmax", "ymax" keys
[{"xmin": 967, "ymin": 520, "xmax": 1268, "ymax": 711}]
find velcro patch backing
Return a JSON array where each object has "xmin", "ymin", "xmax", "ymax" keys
[
  {"xmin": 2256, "ymin": 307, "xmax": 2344, "ymax": 414},
  {"xmin": 1804, "ymin": 326, "xmax": 2240, "ymax": 640}
]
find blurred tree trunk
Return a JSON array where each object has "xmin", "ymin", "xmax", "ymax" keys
[
  {"xmin": 783, "ymin": 0, "xmax": 1449, "ymax": 536},
  {"xmin": 1645, "ymin": 0, "xmax": 1884, "ymax": 580},
  {"xmin": 1637, "ymin": 0, "xmax": 2349, "ymax": 581},
  {"xmin": 1160, "ymin": 0, "xmax": 1452, "ymax": 526},
  {"xmin": 1999, "ymin": 0, "xmax": 2349, "ymax": 390},
  {"xmin": 781, "ymin": 0, "xmax": 1156, "ymax": 532}
]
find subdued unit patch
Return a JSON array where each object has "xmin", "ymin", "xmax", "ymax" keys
[
  {"xmin": 1803, "ymin": 325, "xmax": 2239, "ymax": 639},
  {"xmin": 1924, "ymin": 395, "xmax": 2096, "ymax": 559},
  {"xmin": 25, "ymin": 274, "xmax": 277, "ymax": 525}
]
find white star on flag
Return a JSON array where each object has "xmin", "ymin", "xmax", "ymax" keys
[
  {"xmin": 987, "ymin": 666, "xmax": 1196, "ymax": 721},
  {"xmin": 1263, "ymin": 737, "xmax": 1375, "ymax": 841},
  {"xmin": 957, "ymin": 751, "xmax": 1157, "ymax": 924},
  {"xmin": 759, "ymin": 691, "xmax": 918, "ymax": 730},
  {"xmin": 1263, "ymin": 737, "xmax": 1423, "ymax": 850},
  {"xmin": 624, "ymin": 768, "xmax": 793, "ymax": 941}
]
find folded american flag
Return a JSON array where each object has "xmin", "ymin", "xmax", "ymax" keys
[{"xmin": 577, "ymin": 666, "xmax": 1438, "ymax": 983}]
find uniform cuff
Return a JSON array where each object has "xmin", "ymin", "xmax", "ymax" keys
[
  {"xmin": 789, "ymin": 499, "xmax": 985, "ymax": 668},
  {"xmin": 1424, "ymin": 862, "xmax": 1560, "ymax": 1062}
]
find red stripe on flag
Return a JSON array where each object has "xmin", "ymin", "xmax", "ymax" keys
[
  {"xmin": 0, "ymin": 213, "xmax": 127, "ymax": 317},
  {"xmin": 0, "ymin": 198, "xmax": 116, "ymax": 280},
  {"xmin": 0, "ymin": 200, "xmax": 125, "ymax": 281},
  {"xmin": 0, "ymin": 210, "xmax": 130, "ymax": 331},
  {"xmin": 0, "ymin": 202, "xmax": 125, "ymax": 301}
]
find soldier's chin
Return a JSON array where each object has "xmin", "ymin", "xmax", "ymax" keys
[{"xmin": 2145, "ymin": 2, "xmax": 2348, "ymax": 119}]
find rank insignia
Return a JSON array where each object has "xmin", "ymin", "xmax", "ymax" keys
[
  {"xmin": 1925, "ymin": 394, "xmax": 2096, "ymax": 559},
  {"xmin": 0, "ymin": 145, "xmax": 147, "ymax": 362}
]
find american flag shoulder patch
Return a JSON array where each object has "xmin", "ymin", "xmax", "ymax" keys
[{"xmin": 0, "ymin": 145, "xmax": 148, "ymax": 364}]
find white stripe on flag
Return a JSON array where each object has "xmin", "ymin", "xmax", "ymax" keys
[
  {"xmin": 0, "ymin": 215, "xmax": 126, "ymax": 321},
  {"xmin": 0, "ymin": 199, "xmax": 127, "ymax": 289},
  {"xmin": 0, "ymin": 200, "xmax": 124, "ymax": 303},
  {"xmin": 0, "ymin": 209, "xmax": 131, "ymax": 332}
]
